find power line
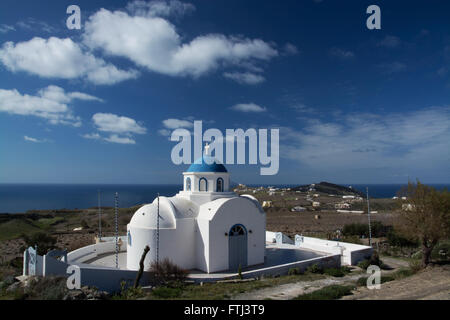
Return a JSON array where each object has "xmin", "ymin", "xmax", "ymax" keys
[
  {"xmin": 115, "ymin": 192, "xmax": 119, "ymax": 269},
  {"xmin": 156, "ymin": 193, "xmax": 160, "ymax": 267},
  {"xmin": 366, "ymin": 187, "xmax": 372, "ymax": 246},
  {"xmin": 98, "ymin": 189, "xmax": 102, "ymax": 241}
]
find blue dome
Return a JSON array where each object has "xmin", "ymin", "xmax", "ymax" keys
[{"xmin": 187, "ymin": 155, "xmax": 228, "ymax": 173}]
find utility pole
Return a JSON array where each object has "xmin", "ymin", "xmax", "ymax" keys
[
  {"xmin": 156, "ymin": 193, "xmax": 160, "ymax": 267},
  {"xmin": 366, "ymin": 187, "xmax": 372, "ymax": 246},
  {"xmin": 115, "ymin": 192, "xmax": 119, "ymax": 269},
  {"xmin": 98, "ymin": 190, "xmax": 102, "ymax": 241}
]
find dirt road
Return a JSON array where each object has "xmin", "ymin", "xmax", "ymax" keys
[{"xmin": 342, "ymin": 265, "xmax": 450, "ymax": 300}]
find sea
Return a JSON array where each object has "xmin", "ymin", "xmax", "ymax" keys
[{"xmin": 0, "ymin": 183, "xmax": 448, "ymax": 214}]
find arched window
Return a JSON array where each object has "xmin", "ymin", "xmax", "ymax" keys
[
  {"xmin": 199, "ymin": 178, "xmax": 208, "ymax": 192},
  {"xmin": 216, "ymin": 178, "xmax": 224, "ymax": 192},
  {"xmin": 229, "ymin": 224, "xmax": 246, "ymax": 236},
  {"xmin": 186, "ymin": 177, "xmax": 191, "ymax": 191},
  {"xmin": 127, "ymin": 231, "xmax": 132, "ymax": 247}
]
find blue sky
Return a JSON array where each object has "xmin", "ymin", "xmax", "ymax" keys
[{"xmin": 0, "ymin": 0, "xmax": 449, "ymax": 185}]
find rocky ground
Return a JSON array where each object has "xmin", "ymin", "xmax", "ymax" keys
[
  {"xmin": 342, "ymin": 264, "xmax": 450, "ymax": 300},
  {"xmin": 232, "ymin": 257, "xmax": 450, "ymax": 300}
]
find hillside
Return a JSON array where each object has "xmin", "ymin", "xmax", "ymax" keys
[{"xmin": 292, "ymin": 182, "xmax": 365, "ymax": 197}]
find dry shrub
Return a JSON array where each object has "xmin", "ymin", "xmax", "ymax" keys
[{"xmin": 150, "ymin": 258, "xmax": 188, "ymax": 284}]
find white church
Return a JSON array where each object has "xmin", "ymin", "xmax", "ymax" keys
[
  {"xmin": 22, "ymin": 146, "xmax": 372, "ymax": 291},
  {"xmin": 126, "ymin": 146, "xmax": 266, "ymax": 273}
]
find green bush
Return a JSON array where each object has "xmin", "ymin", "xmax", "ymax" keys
[
  {"xmin": 342, "ymin": 235, "xmax": 362, "ymax": 245},
  {"xmin": 20, "ymin": 232, "xmax": 57, "ymax": 255},
  {"xmin": 408, "ymin": 259, "xmax": 423, "ymax": 273},
  {"xmin": 343, "ymin": 222, "xmax": 391, "ymax": 238},
  {"xmin": 323, "ymin": 268, "xmax": 346, "ymax": 277},
  {"xmin": 306, "ymin": 264, "xmax": 323, "ymax": 274},
  {"xmin": 294, "ymin": 285, "xmax": 354, "ymax": 300},
  {"xmin": 431, "ymin": 241, "xmax": 450, "ymax": 261},
  {"xmin": 356, "ymin": 275, "xmax": 394, "ymax": 287},
  {"xmin": 393, "ymin": 268, "xmax": 414, "ymax": 279},
  {"xmin": 358, "ymin": 251, "xmax": 384, "ymax": 270},
  {"xmin": 151, "ymin": 286, "xmax": 182, "ymax": 299},
  {"xmin": 357, "ymin": 259, "xmax": 370, "ymax": 270},
  {"xmin": 288, "ymin": 267, "xmax": 302, "ymax": 275},
  {"xmin": 386, "ymin": 230, "xmax": 417, "ymax": 247},
  {"xmin": 118, "ymin": 281, "xmax": 146, "ymax": 300}
]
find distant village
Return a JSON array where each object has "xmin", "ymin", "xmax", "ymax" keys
[{"xmin": 233, "ymin": 182, "xmax": 411, "ymax": 215}]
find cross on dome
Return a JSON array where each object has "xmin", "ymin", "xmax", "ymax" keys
[{"xmin": 204, "ymin": 143, "xmax": 210, "ymax": 156}]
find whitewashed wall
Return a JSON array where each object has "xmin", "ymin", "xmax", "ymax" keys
[
  {"xmin": 198, "ymin": 196, "xmax": 266, "ymax": 273},
  {"xmin": 127, "ymin": 219, "xmax": 196, "ymax": 271}
]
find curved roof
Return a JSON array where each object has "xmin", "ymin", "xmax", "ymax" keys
[
  {"xmin": 186, "ymin": 155, "xmax": 228, "ymax": 173},
  {"xmin": 128, "ymin": 196, "xmax": 199, "ymax": 229}
]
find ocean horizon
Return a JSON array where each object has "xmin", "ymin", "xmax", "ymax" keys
[{"xmin": 0, "ymin": 183, "xmax": 448, "ymax": 214}]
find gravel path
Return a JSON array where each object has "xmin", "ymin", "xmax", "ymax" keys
[
  {"xmin": 232, "ymin": 273, "xmax": 362, "ymax": 300},
  {"xmin": 232, "ymin": 257, "xmax": 449, "ymax": 300}
]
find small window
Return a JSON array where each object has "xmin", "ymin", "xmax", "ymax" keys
[
  {"xmin": 186, "ymin": 177, "xmax": 191, "ymax": 191},
  {"xmin": 199, "ymin": 178, "xmax": 208, "ymax": 192},
  {"xmin": 230, "ymin": 225, "xmax": 246, "ymax": 236},
  {"xmin": 216, "ymin": 178, "xmax": 224, "ymax": 192},
  {"xmin": 127, "ymin": 231, "xmax": 132, "ymax": 247}
]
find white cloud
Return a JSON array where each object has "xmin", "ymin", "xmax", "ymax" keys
[
  {"xmin": 283, "ymin": 43, "xmax": 299, "ymax": 55},
  {"xmin": 93, "ymin": 113, "xmax": 147, "ymax": 134},
  {"xmin": 16, "ymin": 18, "xmax": 56, "ymax": 33},
  {"xmin": 37, "ymin": 85, "xmax": 103, "ymax": 104},
  {"xmin": 158, "ymin": 128, "xmax": 172, "ymax": 137},
  {"xmin": 68, "ymin": 92, "xmax": 104, "ymax": 103},
  {"xmin": 0, "ymin": 85, "xmax": 104, "ymax": 127},
  {"xmin": 126, "ymin": 0, "xmax": 195, "ymax": 18},
  {"xmin": 162, "ymin": 118, "xmax": 194, "ymax": 129},
  {"xmin": 83, "ymin": 8, "xmax": 278, "ymax": 78},
  {"xmin": 0, "ymin": 37, "xmax": 139, "ymax": 85},
  {"xmin": 290, "ymin": 103, "xmax": 316, "ymax": 114},
  {"xmin": 378, "ymin": 61, "xmax": 407, "ymax": 74},
  {"xmin": 224, "ymin": 72, "xmax": 265, "ymax": 85},
  {"xmin": 0, "ymin": 24, "xmax": 15, "ymax": 34},
  {"xmin": 280, "ymin": 107, "xmax": 450, "ymax": 174},
  {"xmin": 230, "ymin": 103, "xmax": 267, "ymax": 113},
  {"xmin": 330, "ymin": 47, "xmax": 355, "ymax": 59},
  {"xmin": 104, "ymin": 134, "xmax": 136, "ymax": 144},
  {"xmin": 82, "ymin": 133, "xmax": 102, "ymax": 140},
  {"xmin": 377, "ymin": 35, "xmax": 401, "ymax": 48},
  {"xmin": 85, "ymin": 113, "xmax": 147, "ymax": 144},
  {"xmin": 24, "ymin": 136, "xmax": 46, "ymax": 143}
]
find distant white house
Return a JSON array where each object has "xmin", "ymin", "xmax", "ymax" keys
[
  {"xmin": 312, "ymin": 202, "xmax": 321, "ymax": 208},
  {"xmin": 343, "ymin": 195, "xmax": 356, "ymax": 199},
  {"xmin": 262, "ymin": 201, "xmax": 274, "ymax": 208},
  {"xmin": 402, "ymin": 203, "xmax": 414, "ymax": 211},
  {"xmin": 335, "ymin": 202, "xmax": 351, "ymax": 209},
  {"xmin": 291, "ymin": 206, "xmax": 306, "ymax": 212}
]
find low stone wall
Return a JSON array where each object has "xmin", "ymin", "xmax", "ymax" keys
[
  {"xmin": 294, "ymin": 235, "xmax": 372, "ymax": 265},
  {"xmin": 188, "ymin": 253, "xmax": 341, "ymax": 283},
  {"xmin": 67, "ymin": 237, "xmax": 127, "ymax": 264},
  {"xmin": 266, "ymin": 231, "xmax": 373, "ymax": 266}
]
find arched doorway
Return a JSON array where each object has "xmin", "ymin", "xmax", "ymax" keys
[
  {"xmin": 216, "ymin": 178, "xmax": 224, "ymax": 192},
  {"xmin": 228, "ymin": 224, "xmax": 248, "ymax": 271}
]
